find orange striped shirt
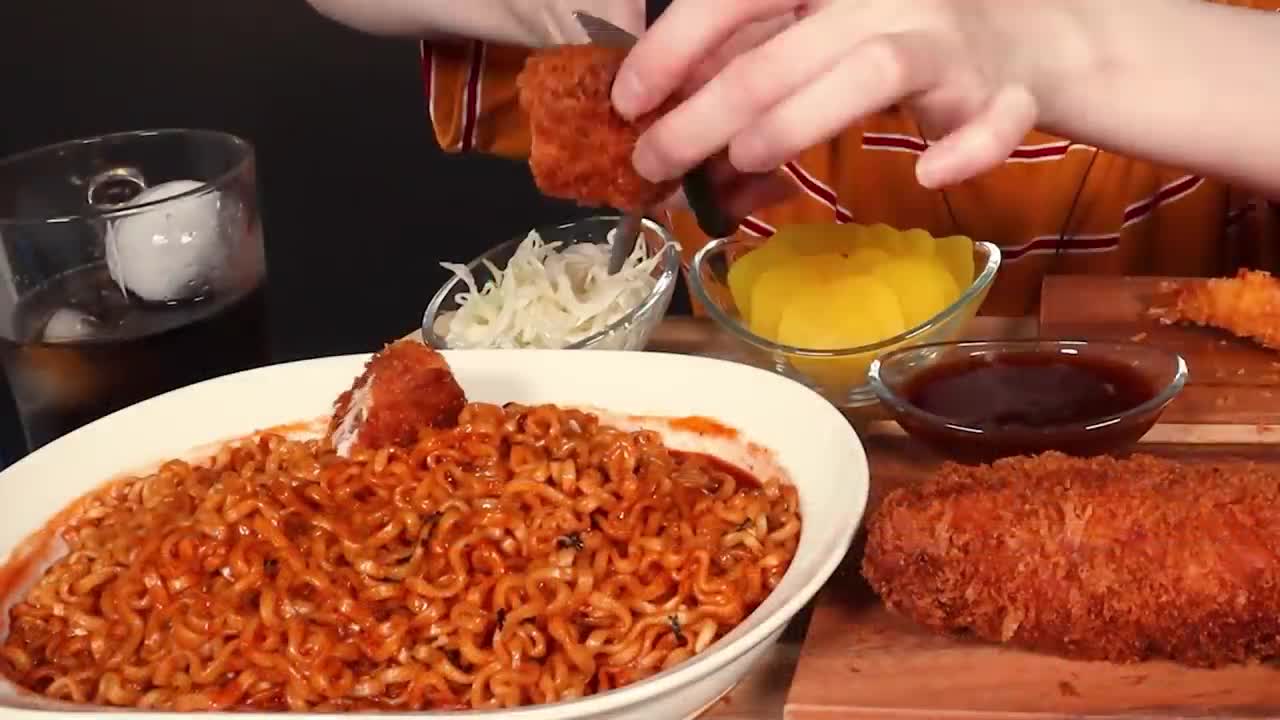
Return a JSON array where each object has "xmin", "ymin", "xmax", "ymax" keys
[{"xmin": 422, "ymin": 2, "xmax": 1280, "ymax": 316}]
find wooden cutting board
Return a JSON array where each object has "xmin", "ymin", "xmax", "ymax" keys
[
  {"xmin": 1038, "ymin": 276, "xmax": 1280, "ymax": 426},
  {"xmin": 784, "ymin": 276, "xmax": 1280, "ymax": 720},
  {"xmin": 784, "ymin": 437, "xmax": 1280, "ymax": 720}
]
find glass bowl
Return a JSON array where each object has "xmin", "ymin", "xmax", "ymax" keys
[
  {"xmin": 868, "ymin": 339, "xmax": 1188, "ymax": 463},
  {"xmin": 422, "ymin": 216, "xmax": 679, "ymax": 351},
  {"xmin": 0, "ymin": 129, "xmax": 267, "ymax": 454},
  {"xmin": 688, "ymin": 236, "xmax": 1001, "ymax": 406}
]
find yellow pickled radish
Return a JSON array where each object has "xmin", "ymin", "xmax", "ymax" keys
[
  {"xmin": 748, "ymin": 254, "xmax": 855, "ymax": 340},
  {"xmin": 770, "ymin": 223, "xmax": 861, "ymax": 257},
  {"xmin": 778, "ymin": 274, "xmax": 906, "ymax": 387},
  {"xmin": 858, "ymin": 224, "xmax": 936, "ymax": 256},
  {"xmin": 935, "ymin": 234, "xmax": 976, "ymax": 289},
  {"xmin": 834, "ymin": 222, "xmax": 868, "ymax": 250},
  {"xmin": 729, "ymin": 224, "xmax": 862, "ymax": 318},
  {"xmin": 844, "ymin": 244, "xmax": 896, "ymax": 270},
  {"xmin": 777, "ymin": 274, "xmax": 905, "ymax": 349},
  {"xmin": 728, "ymin": 242, "xmax": 785, "ymax": 319},
  {"xmin": 845, "ymin": 246, "xmax": 892, "ymax": 271},
  {"xmin": 872, "ymin": 256, "xmax": 962, "ymax": 329},
  {"xmin": 732, "ymin": 222, "xmax": 971, "ymax": 375},
  {"xmin": 897, "ymin": 228, "xmax": 937, "ymax": 256},
  {"xmin": 861, "ymin": 223, "xmax": 900, "ymax": 253}
]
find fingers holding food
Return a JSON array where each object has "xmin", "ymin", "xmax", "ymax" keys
[{"xmin": 517, "ymin": 44, "xmax": 679, "ymax": 212}]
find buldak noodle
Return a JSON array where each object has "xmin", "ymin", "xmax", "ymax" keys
[{"xmin": 0, "ymin": 402, "xmax": 801, "ymax": 710}]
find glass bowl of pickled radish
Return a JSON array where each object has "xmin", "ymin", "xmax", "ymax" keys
[{"xmin": 689, "ymin": 223, "xmax": 1001, "ymax": 407}]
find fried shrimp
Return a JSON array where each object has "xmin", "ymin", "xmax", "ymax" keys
[{"xmin": 1152, "ymin": 268, "xmax": 1280, "ymax": 351}]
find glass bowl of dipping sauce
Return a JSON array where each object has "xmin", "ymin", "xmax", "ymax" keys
[{"xmin": 868, "ymin": 339, "xmax": 1188, "ymax": 463}]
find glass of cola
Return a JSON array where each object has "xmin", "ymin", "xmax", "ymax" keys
[{"xmin": 0, "ymin": 129, "xmax": 269, "ymax": 454}]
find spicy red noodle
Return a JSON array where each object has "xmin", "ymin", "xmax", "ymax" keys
[{"xmin": 0, "ymin": 402, "xmax": 801, "ymax": 710}]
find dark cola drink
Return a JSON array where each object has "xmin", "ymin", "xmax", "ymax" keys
[
  {"xmin": 0, "ymin": 262, "xmax": 269, "ymax": 451},
  {"xmin": 0, "ymin": 129, "xmax": 269, "ymax": 457}
]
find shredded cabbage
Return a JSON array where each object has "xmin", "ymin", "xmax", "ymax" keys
[{"xmin": 434, "ymin": 229, "xmax": 669, "ymax": 349}]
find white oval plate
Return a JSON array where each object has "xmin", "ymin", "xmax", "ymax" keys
[{"xmin": 0, "ymin": 349, "xmax": 868, "ymax": 720}]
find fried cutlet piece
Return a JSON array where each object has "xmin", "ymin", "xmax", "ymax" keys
[
  {"xmin": 517, "ymin": 44, "xmax": 679, "ymax": 212},
  {"xmin": 327, "ymin": 341, "xmax": 466, "ymax": 456},
  {"xmin": 862, "ymin": 451, "xmax": 1280, "ymax": 668},
  {"xmin": 1152, "ymin": 268, "xmax": 1280, "ymax": 350}
]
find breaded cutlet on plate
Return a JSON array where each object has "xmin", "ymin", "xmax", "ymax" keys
[{"xmin": 863, "ymin": 451, "xmax": 1280, "ymax": 668}]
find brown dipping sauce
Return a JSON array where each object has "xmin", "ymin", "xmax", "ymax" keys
[{"xmin": 898, "ymin": 351, "xmax": 1161, "ymax": 462}]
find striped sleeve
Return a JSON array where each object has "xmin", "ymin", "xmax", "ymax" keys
[
  {"xmin": 1212, "ymin": 0, "xmax": 1280, "ymax": 8},
  {"xmin": 421, "ymin": 40, "xmax": 533, "ymax": 159}
]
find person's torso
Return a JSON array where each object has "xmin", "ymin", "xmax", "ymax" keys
[{"xmin": 670, "ymin": 109, "xmax": 1267, "ymax": 316}]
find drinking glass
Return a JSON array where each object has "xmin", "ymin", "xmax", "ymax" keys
[{"xmin": 0, "ymin": 129, "xmax": 269, "ymax": 452}]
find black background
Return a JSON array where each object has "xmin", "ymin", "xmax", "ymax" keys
[{"xmin": 0, "ymin": 0, "xmax": 693, "ymax": 461}]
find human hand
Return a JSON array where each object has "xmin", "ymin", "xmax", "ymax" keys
[
  {"xmin": 651, "ymin": 11, "xmax": 806, "ymax": 223},
  {"xmin": 655, "ymin": 153, "xmax": 799, "ymax": 223},
  {"xmin": 613, "ymin": 0, "xmax": 1087, "ymax": 189}
]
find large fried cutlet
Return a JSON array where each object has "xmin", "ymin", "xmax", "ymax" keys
[
  {"xmin": 327, "ymin": 341, "xmax": 466, "ymax": 456},
  {"xmin": 862, "ymin": 451, "xmax": 1280, "ymax": 668},
  {"xmin": 1152, "ymin": 268, "xmax": 1280, "ymax": 350},
  {"xmin": 517, "ymin": 44, "xmax": 678, "ymax": 212}
]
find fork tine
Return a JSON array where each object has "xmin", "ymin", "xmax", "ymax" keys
[{"xmin": 572, "ymin": 11, "xmax": 638, "ymax": 47}]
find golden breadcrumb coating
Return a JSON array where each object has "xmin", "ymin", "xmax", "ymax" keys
[
  {"xmin": 863, "ymin": 451, "xmax": 1280, "ymax": 668},
  {"xmin": 328, "ymin": 341, "xmax": 466, "ymax": 454},
  {"xmin": 517, "ymin": 44, "xmax": 678, "ymax": 212}
]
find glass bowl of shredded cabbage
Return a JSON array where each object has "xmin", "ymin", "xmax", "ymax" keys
[{"xmin": 422, "ymin": 216, "xmax": 680, "ymax": 351}]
